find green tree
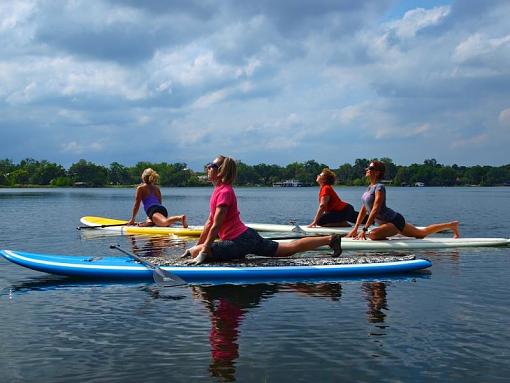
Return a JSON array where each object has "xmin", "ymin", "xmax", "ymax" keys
[
  {"xmin": 7, "ymin": 169, "xmax": 30, "ymax": 185},
  {"xmin": 236, "ymin": 161, "xmax": 258, "ymax": 185},
  {"xmin": 335, "ymin": 163, "xmax": 353, "ymax": 184},
  {"xmin": 51, "ymin": 176, "xmax": 73, "ymax": 187},
  {"xmin": 29, "ymin": 161, "xmax": 66, "ymax": 185},
  {"xmin": 485, "ymin": 167, "xmax": 507, "ymax": 185},
  {"xmin": 68, "ymin": 159, "xmax": 108, "ymax": 186},
  {"xmin": 159, "ymin": 163, "xmax": 190, "ymax": 186},
  {"xmin": 302, "ymin": 160, "xmax": 327, "ymax": 185},
  {"xmin": 108, "ymin": 162, "xmax": 132, "ymax": 185},
  {"xmin": 253, "ymin": 164, "xmax": 282, "ymax": 185},
  {"xmin": 438, "ymin": 167, "xmax": 458, "ymax": 186},
  {"xmin": 283, "ymin": 162, "xmax": 303, "ymax": 181},
  {"xmin": 0, "ymin": 159, "xmax": 15, "ymax": 185},
  {"xmin": 394, "ymin": 167, "xmax": 411, "ymax": 186},
  {"xmin": 380, "ymin": 157, "xmax": 397, "ymax": 180}
]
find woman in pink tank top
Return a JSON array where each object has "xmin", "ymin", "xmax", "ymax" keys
[{"xmin": 183, "ymin": 156, "xmax": 344, "ymax": 264}]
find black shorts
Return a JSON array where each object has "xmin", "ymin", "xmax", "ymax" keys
[
  {"xmin": 210, "ymin": 228, "xmax": 279, "ymax": 261},
  {"xmin": 317, "ymin": 204, "xmax": 366, "ymax": 225},
  {"xmin": 146, "ymin": 205, "xmax": 168, "ymax": 219},
  {"xmin": 388, "ymin": 213, "xmax": 406, "ymax": 232}
]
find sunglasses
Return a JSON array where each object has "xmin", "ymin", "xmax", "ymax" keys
[
  {"xmin": 366, "ymin": 166, "xmax": 376, "ymax": 171},
  {"xmin": 206, "ymin": 162, "xmax": 219, "ymax": 170}
]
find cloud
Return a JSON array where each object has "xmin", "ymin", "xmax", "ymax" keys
[
  {"xmin": 61, "ymin": 141, "xmax": 105, "ymax": 154},
  {"xmin": 499, "ymin": 108, "xmax": 510, "ymax": 127},
  {"xmin": 386, "ymin": 5, "xmax": 451, "ymax": 40},
  {"xmin": 1, "ymin": 0, "xmax": 510, "ymax": 169}
]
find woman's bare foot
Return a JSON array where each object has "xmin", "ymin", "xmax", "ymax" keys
[
  {"xmin": 138, "ymin": 219, "xmax": 155, "ymax": 227},
  {"xmin": 181, "ymin": 215, "xmax": 188, "ymax": 228},
  {"xmin": 451, "ymin": 221, "xmax": 460, "ymax": 238}
]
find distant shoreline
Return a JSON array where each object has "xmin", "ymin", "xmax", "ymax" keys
[{"xmin": 1, "ymin": 184, "xmax": 508, "ymax": 189}]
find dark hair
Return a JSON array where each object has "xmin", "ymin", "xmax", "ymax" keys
[
  {"xmin": 321, "ymin": 168, "xmax": 336, "ymax": 185},
  {"xmin": 370, "ymin": 160, "xmax": 386, "ymax": 180}
]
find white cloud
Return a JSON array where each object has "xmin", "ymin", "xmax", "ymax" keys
[
  {"xmin": 1, "ymin": 1, "xmax": 510, "ymax": 168},
  {"xmin": 454, "ymin": 34, "xmax": 510, "ymax": 61},
  {"xmin": 387, "ymin": 6, "xmax": 451, "ymax": 40},
  {"xmin": 450, "ymin": 133, "xmax": 488, "ymax": 149},
  {"xmin": 0, "ymin": 0, "xmax": 35, "ymax": 31},
  {"xmin": 61, "ymin": 140, "xmax": 104, "ymax": 154},
  {"xmin": 192, "ymin": 89, "xmax": 228, "ymax": 109},
  {"xmin": 499, "ymin": 108, "xmax": 510, "ymax": 127}
]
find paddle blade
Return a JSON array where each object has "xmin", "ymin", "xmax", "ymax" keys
[{"xmin": 153, "ymin": 267, "xmax": 187, "ymax": 287}]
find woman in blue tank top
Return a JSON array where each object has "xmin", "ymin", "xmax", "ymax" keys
[
  {"xmin": 347, "ymin": 161, "xmax": 460, "ymax": 240},
  {"xmin": 128, "ymin": 168, "xmax": 188, "ymax": 227}
]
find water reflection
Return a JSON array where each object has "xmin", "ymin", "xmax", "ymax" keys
[
  {"xmin": 362, "ymin": 282, "xmax": 388, "ymax": 324},
  {"xmin": 128, "ymin": 235, "xmax": 187, "ymax": 258},
  {"xmin": 191, "ymin": 284, "xmax": 278, "ymax": 382},
  {"xmin": 191, "ymin": 282, "xmax": 382, "ymax": 382},
  {"xmin": 284, "ymin": 282, "xmax": 342, "ymax": 301}
]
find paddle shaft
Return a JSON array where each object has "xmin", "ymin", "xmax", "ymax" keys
[
  {"xmin": 110, "ymin": 245, "xmax": 187, "ymax": 286},
  {"xmin": 77, "ymin": 223, "xmax": 128, "ymax": 230}
]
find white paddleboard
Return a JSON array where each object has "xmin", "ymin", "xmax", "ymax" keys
[{"xmin": 275, "ymin": 236, "xmax": 510, "ymax": 250}]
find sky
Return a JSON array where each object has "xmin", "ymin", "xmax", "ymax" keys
[{"xmin": 1, "ymin": 0, "xmax": 509, "ymax": 170}]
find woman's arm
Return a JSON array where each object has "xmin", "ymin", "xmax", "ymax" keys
[
  {"xmin": 347, "ymin": 204, "xmax": 366, "ymax": 237},
  {"xmin": 308, "ymin": 195, "xmax": 329, "ymax": 227},
  {"xmin": 201, "ymin": 205, "xmax": 228, "ymax": 254},
  {"xmin": 128, "ymin": 187, "xmax": 143, "ymax": 225},
  {"xmin": 197, "ymin": 217, "xmax": 212, "ymax": 245}
]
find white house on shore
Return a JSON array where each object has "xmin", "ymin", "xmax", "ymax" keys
[{"xmin": 272, "ymin": 179, "xmax": 304, "ymax": 187}]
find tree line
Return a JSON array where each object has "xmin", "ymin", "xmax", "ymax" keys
[{"xmin": 1, "ymin": 158, "xmax": 509, "ymax": 187}]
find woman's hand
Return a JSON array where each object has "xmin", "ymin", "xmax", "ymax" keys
[
  {"xmin": 355, "ymin": 230, "xmax": 367, "ymax": 240},
  {"xmin": 307, "ymin": 222, "xmax": 317, "ymax": 228},
  {"xmin": 346, "ymin": 227, "xmax": 357, "ymax": 237},
  {"xmin": 128, "ymin": 218, "xmax": 135, "ymax": 225}
]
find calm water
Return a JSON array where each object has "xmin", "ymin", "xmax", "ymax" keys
[{"xmin": 1, "ymin": 187, "xmax": 509, "ymax": 382}]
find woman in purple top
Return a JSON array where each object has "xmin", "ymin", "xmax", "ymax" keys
[
  {"xmin": 128, "ymin": 168, "xmax": 188, "ymax": 227},
  {"xmin": 347, "ymin": 161, "xmax": 459, "ymax": 240}
]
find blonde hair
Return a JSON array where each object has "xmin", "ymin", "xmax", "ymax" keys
[
  {"xmin": 216, "ymin": 155, "xmax": 237, "ymax": 185},
  {"xmin": 321, "ymin": 168, "xmax": 336, "ymax": 185},
  {"xmin": 141, "ymin": 168, "xmax": 159, "ymax": 184}
]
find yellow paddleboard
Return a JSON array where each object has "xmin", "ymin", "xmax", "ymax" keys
[{"xmin": 80, "ymin": 216, "xmax": 203, "ymax": 237}]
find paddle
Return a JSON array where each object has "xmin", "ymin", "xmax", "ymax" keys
[
  {"xmin": 110, "ymin": 244, "xmax": 187, "ymax": 287},
  {"xmin": 77, "ymin": 223, "xmax": 128, "ymax": 230},
  {"xmin": 289, "ymin": 221, "xmax": 306, "ymax": 234}
]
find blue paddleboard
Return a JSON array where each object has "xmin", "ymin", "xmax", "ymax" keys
[{"xmin": 1, "ymin": 249, "xmax": 431, "ymax": 283}]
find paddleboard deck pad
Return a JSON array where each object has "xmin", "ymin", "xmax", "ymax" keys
[{"xmin": 0, "ymin": 250, "xmax": 431, "ymax": 282}]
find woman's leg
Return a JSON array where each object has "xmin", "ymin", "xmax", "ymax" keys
[
  {"xmin": 317, "ymin": 211, "xmax": 350, "ymax": 227},
  {"xmin": 367, "ymin": 223, "xmax": 400, "ymax": 240},
  {"xmin": 401, "ymin": 221, "xmax": 460, "ymax": 239},
  {"xmin": 152, "ymin": 213, "xmax": 188, "ymax": 227},
  {"xmin": 274, "ymin": 235, "xmax": 333, "ymax": 257}
]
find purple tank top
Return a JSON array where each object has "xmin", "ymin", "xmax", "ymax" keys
[
  {"xmin": 361, "ymin": 183, "xmax": 397, "ymax": 223},
  {"xmin": 142, "ymin": 189, "xmax": 160, "ymax": 214}
]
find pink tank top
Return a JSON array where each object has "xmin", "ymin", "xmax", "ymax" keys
[{"xmin": 209, "ymin": 183, "xmax": 247, "ymax": 240}]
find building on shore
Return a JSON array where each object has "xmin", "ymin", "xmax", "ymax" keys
[{"xmin": 272, "ymin": 179, "xmax": 304, "ymax": 187}]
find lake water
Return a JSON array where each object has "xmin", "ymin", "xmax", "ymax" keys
[{"xmin": 1, "ymin": 186, "xmax": 509, "ymax": 382}]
